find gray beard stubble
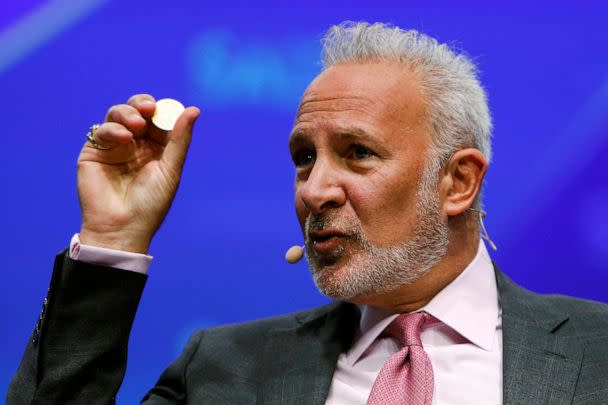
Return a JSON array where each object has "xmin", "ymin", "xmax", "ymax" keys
[{"xmin": 304, "ymin": 158, "xmax": 450, "ymax": 301}]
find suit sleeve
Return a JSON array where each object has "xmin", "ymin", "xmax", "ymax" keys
[{"xmin": 7, "ymin": 250, "xmax": 147, "ymax": 405}]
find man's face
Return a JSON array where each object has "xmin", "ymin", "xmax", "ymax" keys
[{"xmin": 289, "ymin": 62, "xmax": 449, "ymax": 301}]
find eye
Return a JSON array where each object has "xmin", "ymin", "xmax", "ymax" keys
[
  {"xmin": 292, "ymin": 148, "xmax": 316, "ymax": 167},
  {"xmin": 350, "ymin": 144, "xmax": 376, "ymax": 160}
]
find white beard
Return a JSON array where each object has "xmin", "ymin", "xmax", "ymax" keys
[{"xmin": 305, "ymin": 157, "xmax": 449, "ymax": 301}]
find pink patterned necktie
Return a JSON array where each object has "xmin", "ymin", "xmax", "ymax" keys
[{"xmin": 366, "ymin": 312, "xmax": 434, "ymax": 405}]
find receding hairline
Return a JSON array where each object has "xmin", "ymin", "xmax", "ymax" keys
[{"xmin": 318, "ymin": 21, "xmax": 493, "ymax": 210}]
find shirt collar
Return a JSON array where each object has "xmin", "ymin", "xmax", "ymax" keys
[{"xmin": 344, "ymin": 239, "xmax": 498, "ymax": 366}]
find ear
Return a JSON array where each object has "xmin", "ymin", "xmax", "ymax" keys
[{"xmin": 440, "ymin": 149, "xmax": 488, "ymax": 217}]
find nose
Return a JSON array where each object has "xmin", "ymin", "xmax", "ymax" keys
[{"xmin": 298, "ymin": 160, "xmax": 346, "ymax": 214}]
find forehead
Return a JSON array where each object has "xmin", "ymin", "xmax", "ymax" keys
[{"xmin": 292, "ymin": 61, "xmax": 428, "ymax": 139}]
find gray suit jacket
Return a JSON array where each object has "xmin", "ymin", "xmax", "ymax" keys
[{"xmin": 8, "ymin": 251, "xmax": 608, "ymax": 404}]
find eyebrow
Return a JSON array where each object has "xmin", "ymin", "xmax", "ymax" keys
[{"xmin": 288, "ymin": 127, "xmax": 378, "ymax": 150}]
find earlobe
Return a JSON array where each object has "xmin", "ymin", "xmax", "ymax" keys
[{"xmin": 442, "ymin": 149, "xmax": 487, "ymax": 217}]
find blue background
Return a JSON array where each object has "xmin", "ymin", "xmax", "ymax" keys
[{"xmin": 1, "ymin": 1, "xmax": 607, "ymax": 402}]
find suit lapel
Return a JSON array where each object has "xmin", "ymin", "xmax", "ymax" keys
[
  {"xmin": 258, "ymin": 302, "xmax": 359, "ymax": 405},
  {"xmin": 258, "ymin": 266, "xmax": 584, "ymax": 404},
  {"xmin": 496, "ymin": 267, "xmax": 583, "ymax": 405}
]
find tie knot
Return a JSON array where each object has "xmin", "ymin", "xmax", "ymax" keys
[{"xmin": 385, "ymin": 312, "xmax": 429, "ymax": 347}]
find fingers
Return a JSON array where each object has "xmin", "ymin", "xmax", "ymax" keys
[
  {"xmin": 103, "ymin": 94, "xmax": 156, "ymax": 137},
  {"xmin": 92, "ymin": 95, "xmax": 197, "ymax": 157},
  {"xmin": 93, "ymin": 122, "xmax": 134, "ymax": 145},
  {"xmin": 105, "ymin": 104, "xmax": 147, "ymax": 136},
  {"xmin": 161, "ymin": 106, "xmax": 201, "ymax": 174},
  {"xmin": 127, "ymin": 94, "xmax": 156, "ymax": 118}
]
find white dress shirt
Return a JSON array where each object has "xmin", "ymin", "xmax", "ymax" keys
[
  {"xmin": 326, "ymin": 239, "xmax": 502, "ymax": 404},
  {"xmin": 70, "ymin": 234, "xmax": 501, "ymax": 404}
]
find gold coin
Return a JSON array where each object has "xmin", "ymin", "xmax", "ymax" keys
[{"xmin": 151, "ymin": 98, "xmax": 185, "ymax": 131}]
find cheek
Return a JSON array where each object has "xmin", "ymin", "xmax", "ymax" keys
[
  {"xmin": 348, "ymin": 174, "xmax": 420, "ymax": 244},
  {"xmin": 294, "ymin": 189, "xmax": 308, "ymax": 229}
]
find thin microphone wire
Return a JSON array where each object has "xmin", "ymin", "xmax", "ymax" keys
[{"xmin": 467, "ymin": 208, "xmax": 497, "ymax": 251}]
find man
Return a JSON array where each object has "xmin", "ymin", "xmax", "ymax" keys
[{"xmin": 8, "ymin": 21, "xmax": 608, "ymax": 404}]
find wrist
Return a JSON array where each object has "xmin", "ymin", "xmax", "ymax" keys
[{"xmin": 79, "ymin": 228, "xmax": 151, "ymax": 254}]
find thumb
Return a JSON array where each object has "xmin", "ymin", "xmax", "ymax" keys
[{"xmin": 161, "ymin": 106, "xmax": 200, "ymax": 174}]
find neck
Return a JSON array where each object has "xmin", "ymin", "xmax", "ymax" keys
[{"xmin": 352, "ymin": 215, "xmax": 480, "ymax": 313}]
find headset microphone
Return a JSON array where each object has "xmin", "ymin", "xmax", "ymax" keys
[
  {"xmin": 285, "ymin": 209, "xmax": 495, "ymax": 264},
  {"xmin": 285, "ymin": 245, "xmax": 304, "ymax": 264}
]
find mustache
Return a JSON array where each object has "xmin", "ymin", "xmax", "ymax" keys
[{"xmin": 304, "ymin": 212, "xmax": 361, "ymax": 237}]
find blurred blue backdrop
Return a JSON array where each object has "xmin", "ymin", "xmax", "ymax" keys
[{"xmin": 1, "ymin": 1, "xmax": 606, "ymax": 402}]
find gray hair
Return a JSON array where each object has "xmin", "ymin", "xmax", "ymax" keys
[{"xmin": 321, "ymin": 21, "xmax": 492, "ymax": 209}]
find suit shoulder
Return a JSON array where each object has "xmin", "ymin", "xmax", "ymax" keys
[
  {"xmin": 497, "ymin": 267, "xmax": 608, "ymax": 330},
  {"xmin": 172, "ymin": 301, "xmax": 348, "ymax": 383},
  {"xmin": 189, "ymin": 301, "xmax": 343, "ymax": 343},
  {"xmin": 540, "ymin": 293, "xmax": 608, "ymax": 315},
  {"xmin": 542, "ymin": 293, "xmax": 608, "ymax": 326},
  {"xmin": 523, "ymin": 293, "xmax": 608, "ymax": 341}
]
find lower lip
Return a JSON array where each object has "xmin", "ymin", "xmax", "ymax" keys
[{"xmin": 313, "ymin": 236, "xmax": 344, "ymax": 253}]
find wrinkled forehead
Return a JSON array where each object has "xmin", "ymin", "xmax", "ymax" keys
[{"xmin": 294, "ymin": 62, "xmax": 428, "ymax": 135}]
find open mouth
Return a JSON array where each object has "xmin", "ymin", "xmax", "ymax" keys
[{"xmin": 309, "ymin": 230, "xmax": 348, "ymax": 253}]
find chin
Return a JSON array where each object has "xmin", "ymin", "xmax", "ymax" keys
[
  {"xmin": 310, "ymin": 260, "xmax": 349, "ymax": 299},
  {"xmin": 310, "ymin": 258, "xmax": 377, "ymax": 301}
]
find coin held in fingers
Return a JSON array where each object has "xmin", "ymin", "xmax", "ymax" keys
[{"xmin": 151, "ymin": 98, "xmax": 186, "ymax": 131}]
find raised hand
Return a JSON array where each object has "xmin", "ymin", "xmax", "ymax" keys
[{"xmin": 77, "ymin": 94, "xmax": 200, "ymax": 253}]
